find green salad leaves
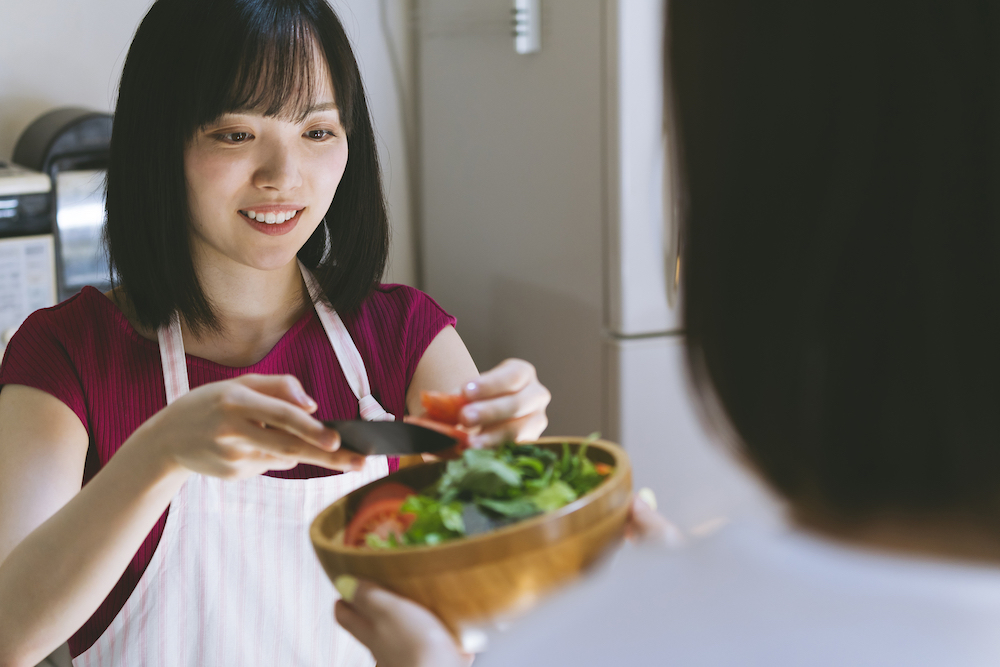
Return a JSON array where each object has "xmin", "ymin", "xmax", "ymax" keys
[{"xmin": 365, "ymin": 436, "xmax": 612, "ymax": 549}]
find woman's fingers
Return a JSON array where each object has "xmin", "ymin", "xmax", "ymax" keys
[
  {"xmin": 250, "ymin": 451, "xmax": 301, "ymax": 471},
  {"xmin": 625, "ymin": 490, "xmax": 684, "ymax": 547},
  {"xmin": 462, "ymin": 358, "xmax": 536, "ymax": 401},
  {"xmin": 160, "ymin": 374, "xmax": 364, "ymax": 479},
  {"xmin": 217, "ymin": 377, "xmax": 340, "ymax": 451},
  {"xmin": 333, "ymin": 598, "xmax": 377, "ymax": 652},
  {"xmin": 441, "ymin": 358, "xmax": 551, "ymax": 446},
  {"xmin": 469, "ymin": 411, "xmax": 548, "ymax": 448},
  {"xmin": 459, "ymin": 358, "xmax": 551, "ymax": 430},
  {"xmin": 236, "ymin": 373, "xmax": 318, "ymax": 412},
  {"xmin": 460, "ymin": 380, "xmax": 550, "ymax": 428},
  {"xmin": 230, "ymin": 422, "xmax": 363, "ymax": 471},
  {"xmin": 333, "ymin": 578, "xmax": 468, "ymax": 667},
  {"xmin": 340, "ymin": 578, "xmax": 407, "ymax": 619}
]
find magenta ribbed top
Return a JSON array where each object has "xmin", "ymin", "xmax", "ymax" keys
[{"xmin": 0, "ymin": 284, "xmax": 455, "ymax": 657}]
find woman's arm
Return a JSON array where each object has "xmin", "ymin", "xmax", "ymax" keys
[
  {"xmin": 406, "ymin": 326, "xmax": 551, "ymax": 447},
  {"xmin": 0, "ymin": 385, "xmax": 185, "ymax": 667},
  {"xmin": 405, "ymin": 326, "xmax": 479, "ymax": 416},
  {"xmin": 0, "ymin": 375, "xmax": 357, "ymax": 667}
]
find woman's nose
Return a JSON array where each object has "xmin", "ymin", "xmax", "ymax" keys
[{"xmin": 252, "ymin": 139, "xmax": 303, "ymax": 192}]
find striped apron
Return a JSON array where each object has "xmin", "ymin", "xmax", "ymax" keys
[{"xmin": 74, "ymin": 265, "xmax": 393, "ymax": 666}]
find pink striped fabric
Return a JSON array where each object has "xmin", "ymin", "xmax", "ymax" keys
[
  {"xmin": 0, "ymin": 283, "xmax": 455, "ymax": 658},
  {"xmin": 156, "ymin": 315, "xmax": 188, "ymax": 405},
  {"xmin": 73, "ymin": 462, "xmax": 389, "ymax": 666},
  {"xmin": 301, "ymin": 265, "xmax": 394, "ymax": 423}
]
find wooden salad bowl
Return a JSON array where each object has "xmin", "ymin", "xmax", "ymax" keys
[{"xmin": 310, "ymin": 436, "xmax": 632, "ymax": 638}]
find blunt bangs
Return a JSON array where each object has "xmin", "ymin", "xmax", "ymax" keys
[
  {"xmin": 185, "ymin": 8, "xmax": 355, "ymax": 137},
  {"xmin": 105, "ymin": 0, "xmax": 388, "ymax": 333}
]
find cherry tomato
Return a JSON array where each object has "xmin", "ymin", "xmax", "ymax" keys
[
  {"xmin": 358, "ymin": 482, "xmax": 415, "ymax": 512},
  {"xmin": 420, "ymin": 390, "xmax": 468, "ymax": 425},
  {"xmin": 344, "ymin": 498, "xmax": 416, "ymax": 548},
  {"xmin": 594, "ymin": 462, "xmax": 614, "ymax": 476}
]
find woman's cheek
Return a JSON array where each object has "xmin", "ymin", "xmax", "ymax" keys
[{"xmin": 317, "ymin": 145, "xmax": 349, "ymax": 199}]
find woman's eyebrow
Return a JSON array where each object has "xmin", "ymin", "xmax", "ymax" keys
[{"xmin": 305, "ymin": 102, "xmax": 339, "ymax": 114}]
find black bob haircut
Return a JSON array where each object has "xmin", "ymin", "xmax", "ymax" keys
[
  {"xmin": 105, "ymin": 0, "xmax": 389, "ymax": 333},
  {"xmin": 671, "ymin": 1, "xmax": 1000, "ymax": 522}
]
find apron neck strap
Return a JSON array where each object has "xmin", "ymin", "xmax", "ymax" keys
[
  {"xmin": 155, "ymin": 263, "xmax": 394, "ymax": 422},
  {"xmin": 298, "ymin": 262, "xmax": 394, "ymax": 421},
  {"xmin": 157, "ymin": 313, "xmax": 188, "ymax": 406}
]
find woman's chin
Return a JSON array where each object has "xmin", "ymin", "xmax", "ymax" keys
[{"xmin": 248, "ymin": 253, "xmax": 307, "ymax": 273}]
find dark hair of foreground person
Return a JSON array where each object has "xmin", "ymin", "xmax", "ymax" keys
[{"xmin": 675, "ymin": 0, "xmax": 1000, "ymax": 526}]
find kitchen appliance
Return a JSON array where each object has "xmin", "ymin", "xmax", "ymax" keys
[
  {"xmin": 0, "ymin": 160, "xmax": 58, "ymax": 348},
  {"xmin": 13, "ymin": 107, "xmax": 113, "ymax": 300},
  {"xmin": 415, "ymin": 0, "xmax": 776, "ymax": 531}
]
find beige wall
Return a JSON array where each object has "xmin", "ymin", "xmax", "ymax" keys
[
  {"xmin": 0, "ymin": 0, "xmax": 416, "ymax": 286},
  {"xmin": 417, "ymin": 0, "xmax": 606, "ymax": 435}
]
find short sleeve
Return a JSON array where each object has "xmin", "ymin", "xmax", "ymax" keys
[
  {"xmin": 0, "ymin": 306, "xmax": 89, "ymax": 434},
  {"xmin": 343, "ymin": 284, "xmax": 457, "ymax": 417},
  {"xmin": 399, "ymin": 287, "xmax": 458, "ymax": 387}
]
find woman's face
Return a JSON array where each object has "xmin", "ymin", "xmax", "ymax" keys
[{"xmin": 183, "ymin": 63, "xmax": 348, "ymax": 275}]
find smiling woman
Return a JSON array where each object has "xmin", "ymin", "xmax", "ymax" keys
[
  {"xmin": 106, "ymin": 0, "xmax": 385, "ymax": 335},
  {"xmin": 0, "ymin": 1, "xmax": 550, "ymax": 666},
  {"xmin": 184, "ymin": 81, "xmax": 349, "ymax": 276}
]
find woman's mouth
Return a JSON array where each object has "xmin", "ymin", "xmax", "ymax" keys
[{"xmin": 239, "ymin": 208, "xmax": 303, "ymax": 224}]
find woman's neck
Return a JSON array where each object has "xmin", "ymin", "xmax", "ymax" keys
[
  {"xmin": 182, "ymin": 259, "xmax": 311, "ymax": 367},
  {"xmin": 794, "ymin": 506, "xmax": 1000, "ymax": 567},
  {"xmin": 106, "ymin": 258, "xmax": 313, "ymax": 367}
]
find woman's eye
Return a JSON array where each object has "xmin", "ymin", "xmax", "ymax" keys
[
  {"xmin": 305, "ymin": 129, "xmax": 335, "ymax": 141},
  {"xmin": 217, "ymin": 132, "xmax": 252, "ymax": 144}
]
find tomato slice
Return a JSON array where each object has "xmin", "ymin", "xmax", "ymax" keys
[
  {"xmin": 358, "ymin": 482, "xmax": 415, "ymax": 512},
  {"xmin": 420, "ymin": 390, "xmax": 468, "ymax": 425},
  {"xmin": 404, "ymin": 415, "xmax": 471, "ymax": 450},
  {"xmin": 594, "ymin": 462, "xmax": 614, "ymax": 476},
  {"xmin": 344, "ymin": 498, "xmax": 416, "ymax": 548}
]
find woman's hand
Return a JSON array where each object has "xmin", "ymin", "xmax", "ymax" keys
[
  {"xmin": 133, "ymin": 374, "xmax": 363, "ymax": 479},
  {"xmin": 406, "ymin": 328, "xmax": 550, "ymax": 448},
  {"xmin": 459, "ymin": 358, "xmax": 551, "ymax": 448},
  {"xmin": 333, "ymin": 577, "xmax": 471, "ymax": 667},
  {"xmin": 625, "ymin": 488, "xmax": 684, "ymax": 547}
]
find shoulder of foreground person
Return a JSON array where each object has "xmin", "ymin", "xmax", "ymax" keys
[{"xmin": 473, "ymin": 519, "xmax": 1000, "ymax": 667}]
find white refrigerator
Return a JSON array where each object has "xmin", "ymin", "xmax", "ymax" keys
[{"xmin": 416, "ymin": 0, "xmax": 775, "ymax": 531}]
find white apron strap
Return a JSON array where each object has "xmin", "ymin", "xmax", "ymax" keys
[
  {"xmin": 156, "ymin": 314, "xmax": 188, "ymax": 406},
  {"xmin": 298, "ymin": 262, "xmax": 395, "ymax": 422}
]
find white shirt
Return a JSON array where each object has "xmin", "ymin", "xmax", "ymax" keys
[{"xmin": 474, "ymin": 519, "xmax": 1000, "ymax": 666}]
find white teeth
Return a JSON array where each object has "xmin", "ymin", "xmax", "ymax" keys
[{"xmin": 241, "ymin": 209, "xmax": 298, "ymax": 224}]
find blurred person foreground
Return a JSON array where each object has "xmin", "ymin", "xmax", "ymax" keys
[{"xmin": 332, "ymin": 2, "xmax": 1000, "ymax": 666}]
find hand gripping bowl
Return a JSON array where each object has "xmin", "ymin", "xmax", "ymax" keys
[{"xmin": 310, "ymin": 436, "xmax": 632, "ymax": 641}]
